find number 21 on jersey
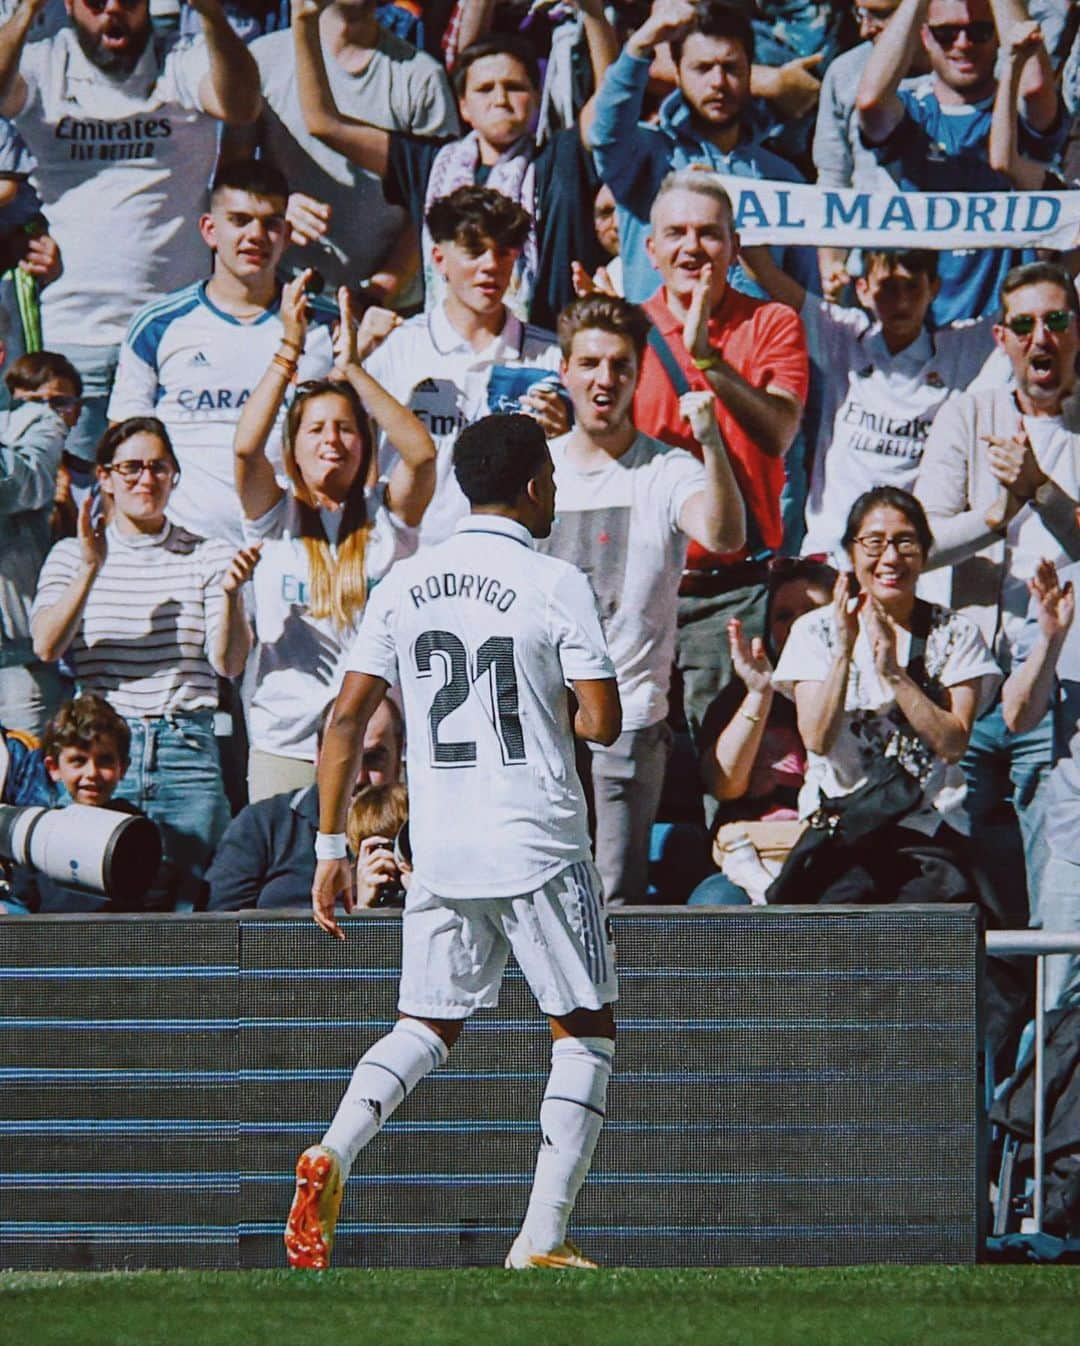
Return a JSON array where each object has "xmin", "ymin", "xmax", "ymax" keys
[{"xmin": 414, "ymin": 630, "xmax": 527, "ymax": 768}]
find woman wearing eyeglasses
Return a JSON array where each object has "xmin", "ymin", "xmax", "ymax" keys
[
  {"xmin": 30, "ymin": 416, "xmax": 260, "ymax": 908},
  {"xmin": 770, "ymin": 485, "xmax": 1002, "ymax": 905},
  {"xmin": 233, "ymin": 273, "xmax": 435, "ymax": 801}
]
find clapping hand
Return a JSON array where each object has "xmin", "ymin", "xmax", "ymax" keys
[
  {"xmin": 728, "ymin": 617, "xmax": 772, "ymax": 694},
  {"xmin": 832, "ymin": 572, "xmax": 863, "ymax": 658},
  {"xmin": 77, "ymin": 495, "xmax": 107, "ymax": 572},
  {"xmin": 983, "ymin": 430, "xmax": 1048, "ymax": 502},
  {"xmin": 1029, "ymin": 558, "xmax": 1076, "ymax": 641},
  {"xmin": 280, "ymin": 269, "xmax": 312, "ymax": 352},
  {"xmin": 683, "ymin": 260, "xmax": 714, "ymax": 361},
  {"xmin": 332, "ymin": 285, "xmax": 358, "ymax": 375},
  {"xmin": 865, "ymin": 599, "xmax": 902, "ymax": 684}
]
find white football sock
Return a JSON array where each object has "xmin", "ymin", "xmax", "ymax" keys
[
  {"xmin": 321, "ymin": 1017, "xmax": 448, "ymax": 1174},
  {"xmin": 519, "ymin": 1035, "xmax": 614, "ymax": 1252}
]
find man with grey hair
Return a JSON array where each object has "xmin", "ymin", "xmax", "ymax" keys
[{"xmin": 631, "ymin": 168, "xmax": 808, "ymax": 756}]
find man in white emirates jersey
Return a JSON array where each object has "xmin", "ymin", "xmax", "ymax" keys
[{"xmin": 286, "ymin": 413, "xmax": 621, "ymax": 1273}]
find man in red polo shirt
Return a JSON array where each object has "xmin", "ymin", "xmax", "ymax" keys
[{"xmin": 633, "ymin": 168, "xmax": 808, "ymax": 754}]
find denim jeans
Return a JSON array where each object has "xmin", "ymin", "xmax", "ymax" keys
[
  {"xmin": 113, "ymin": 713, "xmax": 230, "ymax": 910},
  {"xmin": 54, "ymin": 342, "xmax": 119, "ymax": 464},
  {"xmin": 960, "ymin": 703, "xmax": 1053, "ymax": 930},
  {"xmin": 1037, "ymin": 855, "xmax": 1080, "ymax": 1009}
]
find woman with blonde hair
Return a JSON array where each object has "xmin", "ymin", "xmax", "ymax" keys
[{"xmin": 234, "ymin": 274, "xmax": 435, "ymax": 799}]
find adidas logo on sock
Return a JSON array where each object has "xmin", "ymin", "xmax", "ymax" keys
[{"xmin": 358, "ymin": 1098, "xmax": 383, "ymax": 1124}]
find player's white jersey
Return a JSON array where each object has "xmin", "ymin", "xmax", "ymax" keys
[
  {"xmin": 344, "ymin": 514, "xmax": 615, "ymax": 899},
  {"xmin": 108, "ymin": 282, "xmax": 335, "ymax": 543}
]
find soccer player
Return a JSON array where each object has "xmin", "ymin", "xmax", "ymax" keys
[{"xmin": 287, "ymin": 412, "xmax": 622, "ymax": 1271}]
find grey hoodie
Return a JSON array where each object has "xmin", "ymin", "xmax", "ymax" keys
[{"xmin": 0, "ymin": 400, "xmax": 67, "ymax": 669}]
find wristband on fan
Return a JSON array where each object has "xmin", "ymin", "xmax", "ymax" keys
[{"xmin": 315, "ymin": 832, "xmax": 348, "ymax": 861}]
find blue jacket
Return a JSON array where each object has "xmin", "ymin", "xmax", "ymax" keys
[{"xmin": 590, "ymin": 49, "xmax": 816, "ymax": 302}]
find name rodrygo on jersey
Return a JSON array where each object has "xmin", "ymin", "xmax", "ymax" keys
[{"xmin": 344, "ymin": 516, "xmax": 614, "ymax": 900}]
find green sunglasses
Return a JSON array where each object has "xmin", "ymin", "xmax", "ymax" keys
[{"xmin": 1003, "ymin": 309, "xmax": 1074, "ymax": 336}]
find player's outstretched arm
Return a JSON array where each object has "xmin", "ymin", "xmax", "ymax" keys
[
  {"xmin": 313, "ymin": 671, "xmax": 390, "ymax": 938},
  {"xmin": 571, "ymin": 677, "xmax": 621, "ymax": 747}
]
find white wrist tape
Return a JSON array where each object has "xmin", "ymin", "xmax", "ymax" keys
[{"xmin": 315, "ymin": 832, "xmax": 348, "ymax": 861}]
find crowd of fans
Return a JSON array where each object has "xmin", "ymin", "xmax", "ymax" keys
[{"xmin": 1, "ymin": 0, "xmax": 1078, "ymax": 1035}]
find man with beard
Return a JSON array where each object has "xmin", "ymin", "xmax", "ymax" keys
[
  {"xmin": 0, "ymin": 0, "xmax": 261, "ymax": 475},
  {"xmin": 856, "ymin": 0, "xmax": 1064, "ymax": 324},
  {"xmin": 915, "ymin": 261, "xmax": 1080, "ymax": 953},
  {"xmin": 589, "ymin": 0, "xmax": 815, "ymax": 305}
]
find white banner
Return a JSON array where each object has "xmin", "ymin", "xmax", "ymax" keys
[{"xmin": 714, "ymin": 175, "xmax": 1080, "ymax": 251}]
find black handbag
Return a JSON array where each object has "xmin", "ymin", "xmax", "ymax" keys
[{"xmin": 765, "ymin": 600, "xmax": 934, "ymax": 906}]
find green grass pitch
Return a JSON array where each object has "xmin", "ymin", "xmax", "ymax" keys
[{"xmin": 2, "ymin": 1266, "xmax": 1079, "ymax": 1346}]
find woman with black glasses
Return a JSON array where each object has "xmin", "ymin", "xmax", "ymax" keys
[
  {"xmin": 770, "ymin": 486, "xmax": 1001, "ymax": 904},
  {"xmin": 30, "ymin": 415, "xmax": 260, "ymax": 907}
]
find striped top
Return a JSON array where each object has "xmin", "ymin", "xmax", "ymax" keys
[{"xmin": 32, "ymin": 523, "xmax": 234, "ymax": 718}]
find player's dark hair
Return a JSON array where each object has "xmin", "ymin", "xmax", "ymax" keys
[
  {"xmin": 95, "ymin": 416, "xmax": 180, "ymax": 474},
  {"xmin": 452, "ymin": 34, "xmax": 541, "ymax": 98},
  {"xmin": 999, "ymin": 260, "xmax": 1080, "ymax": 324},
  {"xmin": 210, "ymin": 158, "xmax": 290, "ymax": 206},
  {"xmin": 453, "ymin": 413, "xmax": 549, "ymax": 507},
  {"xmin": 426, "ymin": 185, "xmax": 531, "ymax": 252},
  {"xmin": 4, "ymin": 350, "xmax": 83, "ymax": 397},
  {"xmin": 841, "ymin": 486, "xmax": 933, "ymax": 558},
  {"xmin": 670, "ymin": 1, "xmax": 755, "ymax": 67},
  {"xmin": 43, "ymin": 694, "xmax": 131, "ymax": 767},
  {"xmin": 557, "ymin": 294, "xmax": 652, "ymax": 361},
  {"xmin": 861, "ymin": 248, "xmax": 939, "ymax": 281}
]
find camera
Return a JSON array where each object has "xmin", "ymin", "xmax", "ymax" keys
[
  {"xmin": 375, "ymin": 821, "xmax": 412, "ymax": 908},
  {"xmin": 0, "ymin": 803, "xmax": 162, "ymax": 904}
]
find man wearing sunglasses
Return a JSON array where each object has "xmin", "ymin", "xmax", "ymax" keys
[
  {"xmin": 0, "ymin": 0, "xmax": 262, "ymax": 480},
  {"xmin": 856, "ymin": 0, "xmax": 1064, "ymax": 326},
  {"xmin": 915, "ymin": 261, "xmax": 1080, "ymax": 963}
]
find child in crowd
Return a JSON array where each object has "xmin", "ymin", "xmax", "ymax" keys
[
  {"xmin": 744, "ymin": 244, "xmax": 997, "ymax": 560},
  {"xmin": 0, "ymin": 693, "xmax": 144, "ymax": 913}
]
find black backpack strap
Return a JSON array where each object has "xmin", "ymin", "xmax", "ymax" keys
[{"xmin": 905, "ymin": 599, "xmax": 934, "ymax": 691}]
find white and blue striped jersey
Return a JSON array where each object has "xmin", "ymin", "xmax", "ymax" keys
[{"xmin": 108, "ymin": 281, "xmax": 335, "ymax": 544}]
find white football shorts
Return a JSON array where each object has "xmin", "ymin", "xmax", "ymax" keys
[{"xmin": 397, "ymin": 860, "xmax": 618, "ymax": 1019}]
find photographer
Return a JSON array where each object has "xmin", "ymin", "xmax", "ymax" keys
[{"xmin": 348, "ymin": 782, "xmax": 410, "ymax": 908}]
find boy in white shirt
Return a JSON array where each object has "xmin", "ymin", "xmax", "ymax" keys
[
  {"xmin": 108, "ymin": 159, "xmax": 335, "ymax": 544},
  {"xmin": 746, "ymin": 244, "xmax": 995, "ymax": 560}
]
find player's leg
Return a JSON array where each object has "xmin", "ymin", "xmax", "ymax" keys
[
  {"xmin": 500, "ymin": 862, "xmax": 618, "ymax": 1269},
  {"xmin": 285, "ymin": 1015, "xmax": 459, "ymax": 1270},
  {"xmin": 286, "ymin": 884, "xmax": 508, "ymax": 1268}
]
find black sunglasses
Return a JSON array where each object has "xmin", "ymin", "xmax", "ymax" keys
[
  {"xmin": 1003, "ymin": 309, "xmax": 1074, "ymax": 336},
  {"xmin": 81, "ymin": 0, "xmax": 143, "ymax": 12},
  {"xmin": 927, "ymin": 20, "xmax": 995, "ymax": 47}
]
